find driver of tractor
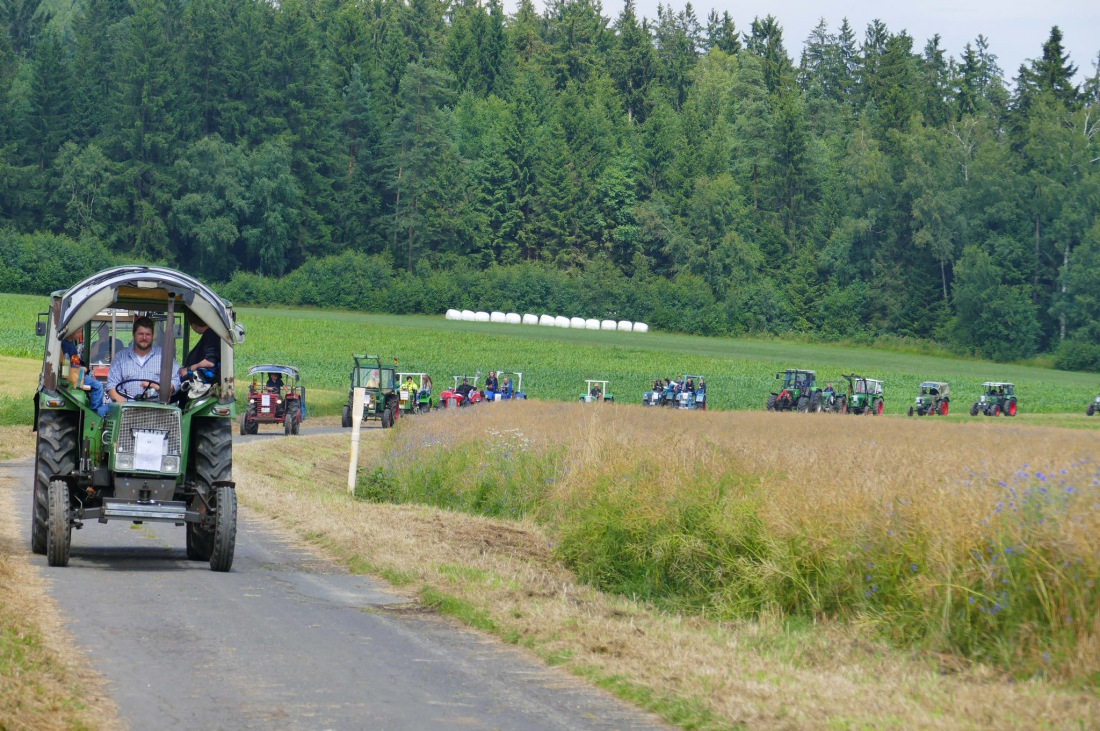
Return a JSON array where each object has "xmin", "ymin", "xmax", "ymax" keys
[
  {"xmin": 484, "ymin": 371, "xmax": 499, "ymax": 396},
  {"xmin": 590, "ymin": 384, "xmax": 603, "ymax": 400},
  {"xmin": 456, "ymin": 378, "xmax": 473, "ymax": 400},
  {"xmin": 366, "ymin": 369, "xmax": 380, "ymax": 389},
  {"xmin": 106, "ymin": 316, "xmax": 181, "ymax": 403},
  {"xmin": 266, "ymin": 372, "xmax": 285, "ymax": 393},
  {"xmin": 63, "ymin": 331, "xmax": 109, "ymax": 418},
  {"xmin": 403, "ymin": 375, "xmax": 418, "ymax": 395},
  {"xmin": 501, "ymin": 376, "xmax": 512, "ymax": 397},
  {"xmin": 824, "ymin": 382, "xmax": 835, "ymax": 400}
]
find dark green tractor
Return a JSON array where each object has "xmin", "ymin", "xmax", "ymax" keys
[
  {"xmin": 1089, "ymin": 391, "xmax": 1099, "ymax": 416},
  {"xmin": 766, "ymin": 369, "xmax": 824, "ymax": 412},
  {"xmin": 841, "ymin": 374, "xmax": 885, "ymax": 415},
  {"xmin": 340, "ymin": 354, "xmax": 400, "ymax": 428},
  {"xmin": 970, "ymin": 382, "xmax": 1017, "ymax": 417},
  {"xmin": 32, "ymin": 267, "xmax": 243, "ymax": 571}
]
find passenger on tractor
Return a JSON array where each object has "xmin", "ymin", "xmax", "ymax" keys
[
  {"xmin": 90, "ymin": 323, "xmax": 124, "ymax": 363},
  {"xmin": 421, "ymin": 375, "xmax": 433, "ymax": 397},
  {"xmin": 105, "ymin": 316, "xmax": 181, "ymax": 403},
  {"xmin": 484, "ymin": 371, "xmax": 499, "ymax": 396},
  {"xmin": 501, "ymin": 376, "xmax": 513, "ymax": 397},
  {"xmin": 173, "ymin": 312, "xmax": 220, "ymax": 405},
  {"xmin": 63, "ymin": 331, "xmax": 109, "ymax": 418}
]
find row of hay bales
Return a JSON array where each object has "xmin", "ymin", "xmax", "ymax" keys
[{"xmin": 444, "ymin": 309, "xmax": 649, "ymax": 333}]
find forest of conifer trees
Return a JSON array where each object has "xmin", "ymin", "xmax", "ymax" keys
[{"xmin": 1, "ymin": 0, "xmax": 1098, "ymax": 365}]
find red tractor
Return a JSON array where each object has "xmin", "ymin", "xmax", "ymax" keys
[
  {"xmin": 439, "ymin": 374, "xmax": 484, "ymax": 408},
  {"xmin": 240, "ymin": 365, "xmax": 305, "ymax": 436}
]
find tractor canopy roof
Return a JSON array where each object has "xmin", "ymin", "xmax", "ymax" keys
[
  {"xmin": 585, "ymin": 379, "xmax": 610, "ymax": 387},
  {"xmin": 983, "ymin": 382, "xmax": 1015, "ymax": 387},
  {"xmin": 248, "ymin": 364, "xmax": 300, "ymax": 380},
  {"xmin": 397, "ymin": 372, "xmax": 430, "ymax": 380},
  {"xmin": 919, "ymin": 381, "xmax": 950, "ymax": 395},
  {"xmin": 53, "ymin": 266, "xmax": 239, "ymax": 343},
  {"xmin": 682, "ymin": 374, "xmax": 705, "ymax": 382},
  {"xmin": 780, "ymin": 369, "xmax": 815, "ymax": 376}
]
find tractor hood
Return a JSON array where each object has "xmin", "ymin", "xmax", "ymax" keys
[{"xmin": 54, "ymin": 266, "xmax": 240, "ymax": 343}]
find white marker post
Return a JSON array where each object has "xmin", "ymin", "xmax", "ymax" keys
[{"xmin": 347, "ymin": 387, "xmax": 366, "ymax": 493}]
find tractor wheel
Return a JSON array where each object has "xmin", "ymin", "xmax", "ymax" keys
[
  {"xmin": 875, "ymin": 399, "xmax": 885, "ymax": 415},
  {"xmin": 46, "ymin": 479, "xmax": 72, "ymax": 567},
  {"xmin": 1005, "ymin": 400, "xmax": 1017, "ymax": 417},
  {"xmin": 908, "ymin": 406, "xmax": 914, "ymax": 417},
  {"xmin": 292, "ymin": 406, "xmax": 301, "ymax": 434},
  {"xmin": 796, "ymin": 396, "xmax": 809, "ymax": 413},
  {"xmin": 992, "ymin": 404, "xmax": 1001, "ymax": 416},
  {"xmin": 33, "ymin": 410, "xmax": 78, "ymax": 555},
  {"xmin": 766, "ymin": 394, "xmax": 777, "ymax": 411},
  {"xmin": 970, "ymin": 403, "xmax": 979, "ymax": 416},
  {"xmin": 190, "ymin": 417, "xmax": 232, "ymax": 569},
  {"xmin": 284, "ymin": 407, "xmax": 296, "ymax": 436},
  {"xmin": 837, "ymin": 396, "xmax": 847, "ymax": 414},
  {"xmin": 239, "ymin": 412, "xmax": 249, "ymax": 436},
  {"xmin": 209, "ymin": 484, "xmax": 237, "ymax": 573},
  {"xmin": 381, "ymin": 405, "xmax": 393, "ymax": 429},
  {"xmin": 1088, "ymin": 404, "xmax": 1096, "ymax": 416},
  {"xmin": 341, "ymin": 404, "xmax": 351, "ymax": 428},
  {"xmin": 940, "ymin": 401, "xmax": 949, "ymax": 416},
  {"xmin": 810, "ymin": 392, "xmax": 823, "ymax": 413}
]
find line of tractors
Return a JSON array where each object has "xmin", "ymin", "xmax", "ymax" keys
[{"xmin": 763, "ymin": 369, "xmax": 1030, "ymax": 417}]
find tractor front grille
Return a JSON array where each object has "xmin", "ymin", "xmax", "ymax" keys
[{"xmin": 118, "ymin": 407, "xmax": 181, "ymax": 454}]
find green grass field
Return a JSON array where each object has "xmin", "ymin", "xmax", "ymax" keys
[{"xmin": 3, "ymin": 292, "xmax": 1099, "ymax": 421}]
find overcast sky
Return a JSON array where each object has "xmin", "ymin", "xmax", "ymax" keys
[{"xmin": 558, "ymin": 0, "xmax": 1100, "ymax": 86}]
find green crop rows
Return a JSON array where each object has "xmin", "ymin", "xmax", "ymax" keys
[{"xmin": 3, "ymin": 293, "xmax": 1098, "ymax": 416}]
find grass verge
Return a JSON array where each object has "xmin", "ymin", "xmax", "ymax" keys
[{"xmin": 235, "ymin": 422, "xmax": 1100, "ymax": 729}]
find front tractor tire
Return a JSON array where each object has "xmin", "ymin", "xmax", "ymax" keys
[
  {"xmin": 766, "ymin": 394, "xmax": 777, "ymax": 411},
  {"xmin": 46, "ymin": 480, "xmax": 72, "ymax": 567},
  {"xmin": 33, "ymin": 410, "xmax": 78, "ymax": 555},
  {"xmin": 284, "ymin": 407, "xmax": 297, "ymax": 436},
  {"xmin": 210, "ymin": 484, "xmax": 237, "ymax": 573},
  {"xmin": 875, "ymin": 399, "xmax": 885, "ymax": 416},
  {"xmin": 970, "ymin": 403, "xmax": 980, "ymax": 416},
  {"xmin": 1005, "ymin": 400, "xmax": 1017, "ymax": 417},
  {"xmin": 1089, "ymin": 404, "xmax": 1096, "ymax": 416},
  {"xmin": 908, "ymin": 406, "xmax": 914, "ymax": 417},
  {"xmin": 191, "ymin": 418, "xmax": 235, "ymax": 572},
  {"xmin": 341, "ymin": 404, "xmax": 351, "ymax": 428},
  {"xmin": 810, "ymin": 392, "xmax": 823, "ymax": 413},
  {"xmin": 940, "ymin": 400, "xmax": 950, "ymax": 416},
  {"xmin": 796, "ymin": 396, "xmax": 809, "ymax": 413}
]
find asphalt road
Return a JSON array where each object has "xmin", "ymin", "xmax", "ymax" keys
[{"xmin": 4, "ymin": 451, "xmax": 672, "ymax": 731}]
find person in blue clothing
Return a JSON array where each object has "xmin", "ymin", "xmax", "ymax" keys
[{"xmin": 63, "ymin": 331, "xmax": 109, "ymax": 418}]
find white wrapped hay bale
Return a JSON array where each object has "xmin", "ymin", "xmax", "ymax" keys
[
  {"xmin": 461, "ymin": 310, "xmax": 476, "ymax": 321},
  {"xmin": 522, "ymin": 314, "xmax": 538, "ymax": 325},
  {"xmin": 601, "ymin": 319, "xmax": 617, "ymax": 330},
  {"xmin": 445, "ymin": 309, "xmax": 461, "ymax": 320},
  {"xmin": 585, "ymin": 318, "xmax": 601, "ymax": 330},
  {"xmin": 555, "ymin": 315, "xmax": 570, "ymax": 328},
  {"xmin": 489, "ymin": 311, "xmax": 506, "ymax": 323},
  {"xmin": 539, "ymin": 314, "xmax": 555, "ymax": 326},
  {"xmin": 633, "ymin": 322, "xmax": 649, "ymax": 333},
  {"xmin": 569, "ymin": 317, "xmax": 586, "ymax": 328},
  {"xmin": 475, "ymin": 311, "xmax": 490, "ymax": 322},
  {"xmin": 617, "ymin": 320, "xmax": 633, "ymax": 331},
  {"xmin": 505, "ymin": 312, "xmax": 521, "ymax": 324}
]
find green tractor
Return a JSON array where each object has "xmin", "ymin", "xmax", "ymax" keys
[
  {"xmin": 396, "ymin": 372, "xmax": 433, "ymax": 415},
  {"xmin": 908, "ymin": 381, "xmax": 950, "ymax": 416},
  {"xmin": 841, "ymin": 374, "xmax": 885, "ymax": 415},
  {"xmin": 1089, "ymin": 390, "xmax": 1099, "ymax": 416},
  {"xmin": 970, "ymin": 382, "xmax": 1017, "ymax": 417},
  {"xmin": 32, "ymin": 266, "xmax": 243, "ymax": 571},
  {"xmin": 341, "ymin": 354, "xmax": 400, "ymax": 428},
  {"xmin": 766, "ymin": 369, "xmax": 824, "ymax": 412}
]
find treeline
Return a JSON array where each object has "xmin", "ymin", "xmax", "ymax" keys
[{"xmin": 1, "ymin": 0, "xmax": 1099, "ymax": 366}]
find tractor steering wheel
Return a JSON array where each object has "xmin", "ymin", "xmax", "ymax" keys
[{"xmin": 113, "ymin": 377, "xmax": 163, "ymax": 401}]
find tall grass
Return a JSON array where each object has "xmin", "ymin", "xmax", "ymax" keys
[{"xmin": 360, "ymin": 402, "xmax": 1100, "ymax": 681}]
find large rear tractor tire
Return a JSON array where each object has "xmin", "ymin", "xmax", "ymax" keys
[
  {"xmin": 837, "ymin": 396, "xmax": 847, "ymax": 414},
  {"xmin": 766, "ymin": 394, "xmax": 777, "ymax": 411},
  {"xmin": 46, "ymin": 480, "xmax": 72, "ymax": 567},
  {"xmin": 191, "ymin": 418, "xmax": 233, "ymax": 570},
  {"xmin": 810, "ymin": 392, "xmax": 823, "ymax": 413},
  {"xmin": 209, "ymin": 484, "xmax": 237, "ymax": 572},
  {"xmin": 33, "ymin": 410, "xmax": 78, "ymax": 555}
]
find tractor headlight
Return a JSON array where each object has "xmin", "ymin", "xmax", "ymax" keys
[
  {"xmin": 162, "ymin": 455, "xmax": 180, "ymax": 473},
  {"xmin": 116, "ymin": 453, "xmax": 135, "ymax": 470}
]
